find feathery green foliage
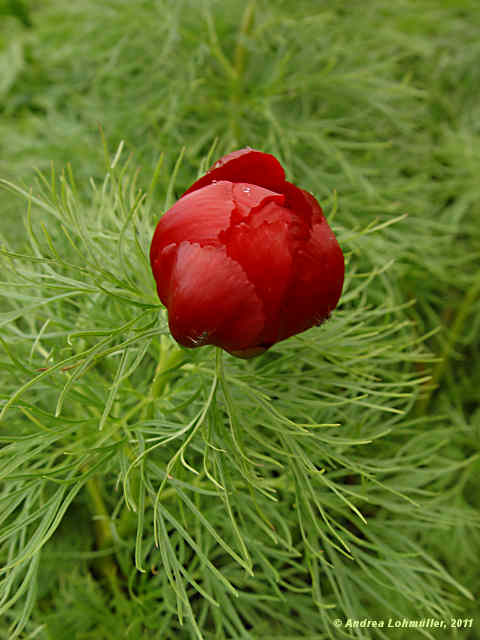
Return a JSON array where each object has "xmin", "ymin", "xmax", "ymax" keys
[{"xmin": 1, "ymin": 1, "xmax": 479, "ymax": 639}]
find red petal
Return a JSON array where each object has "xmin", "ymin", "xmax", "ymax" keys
[
  {"xmin": 231, "ymin": 182, "xmax": 284, "ymax": 220},
  {"xmin": 150, "ymin": 182, "xmax": 235, "ymax": 259},
  {"xmin": 167, "ymin": 242, "xmax": 265, "ymax": 350},
  {"xmin": 248, "ymin": 199, "xmax": 310, "ymax": 256},
  {"xmin": 224, "ymin": 202, "xmax": 295, "ymax": 343},
  {"xmin": 279, "ymin": 218, "xmax": 344, "ymax": 340},
  {"xmin": 151, "ymin": 242, "xmax": 177, "ymax": 306},
  {"xmin": 282, "ymin": 181, "xmax": 325, "ymax": 225},
  {"xmin": 182, "ymin": 148, "xmax": 286, "ymax": 197}
]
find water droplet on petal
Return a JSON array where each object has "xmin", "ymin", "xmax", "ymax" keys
[{"xmin": 243, "ymin": 187, "xmax": 251, "ymax": 193}]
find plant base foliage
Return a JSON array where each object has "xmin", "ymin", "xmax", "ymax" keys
[{"xmin": 1, "ymin": 1, "xmax": 479, "ymax": 639}]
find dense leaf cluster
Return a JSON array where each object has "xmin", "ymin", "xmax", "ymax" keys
[{"xmin": 1, "ymin": 1, "xmax": 479, "ymax": 638}]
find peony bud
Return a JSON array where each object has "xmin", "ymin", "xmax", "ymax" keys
[{"xmin": 150, "ymin": 148, "xmax": 344, "ymax": 358}]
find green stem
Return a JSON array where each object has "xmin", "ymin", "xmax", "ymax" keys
[
  {"xmin": 151, "ymin": 337, "xmax": 181, "ymax": 396},
  {"xmin": 86, "ymin": 474, "xmax": 120, "ymax": 596},
  {"xmin": 215, "ymin": 345, "xmax": 224, "ymax": 377},
  {"xmin": 144, "ymin": 336, "xmax": 185, "ymax": 422},
  {"xmin": 86, "ymin": 339, "xmax": 184, "ymax": 587}
]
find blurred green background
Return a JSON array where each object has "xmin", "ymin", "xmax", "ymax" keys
[{"xmin": 1, "ymin": 0, "xmax": 479, "ymax": 638}]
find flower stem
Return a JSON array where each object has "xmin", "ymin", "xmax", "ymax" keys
[
  {"xmin": 151, "ymin": 337, "xmax": 182, "ymax": 396},
  {"xmin": 85, "ymin": 473, "xmax": 120, "ymax": 597}
]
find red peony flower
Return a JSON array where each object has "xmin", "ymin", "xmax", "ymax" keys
[{"xmin": 150, "ymin": 148, "xmax": 344, "ymax": 358}]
